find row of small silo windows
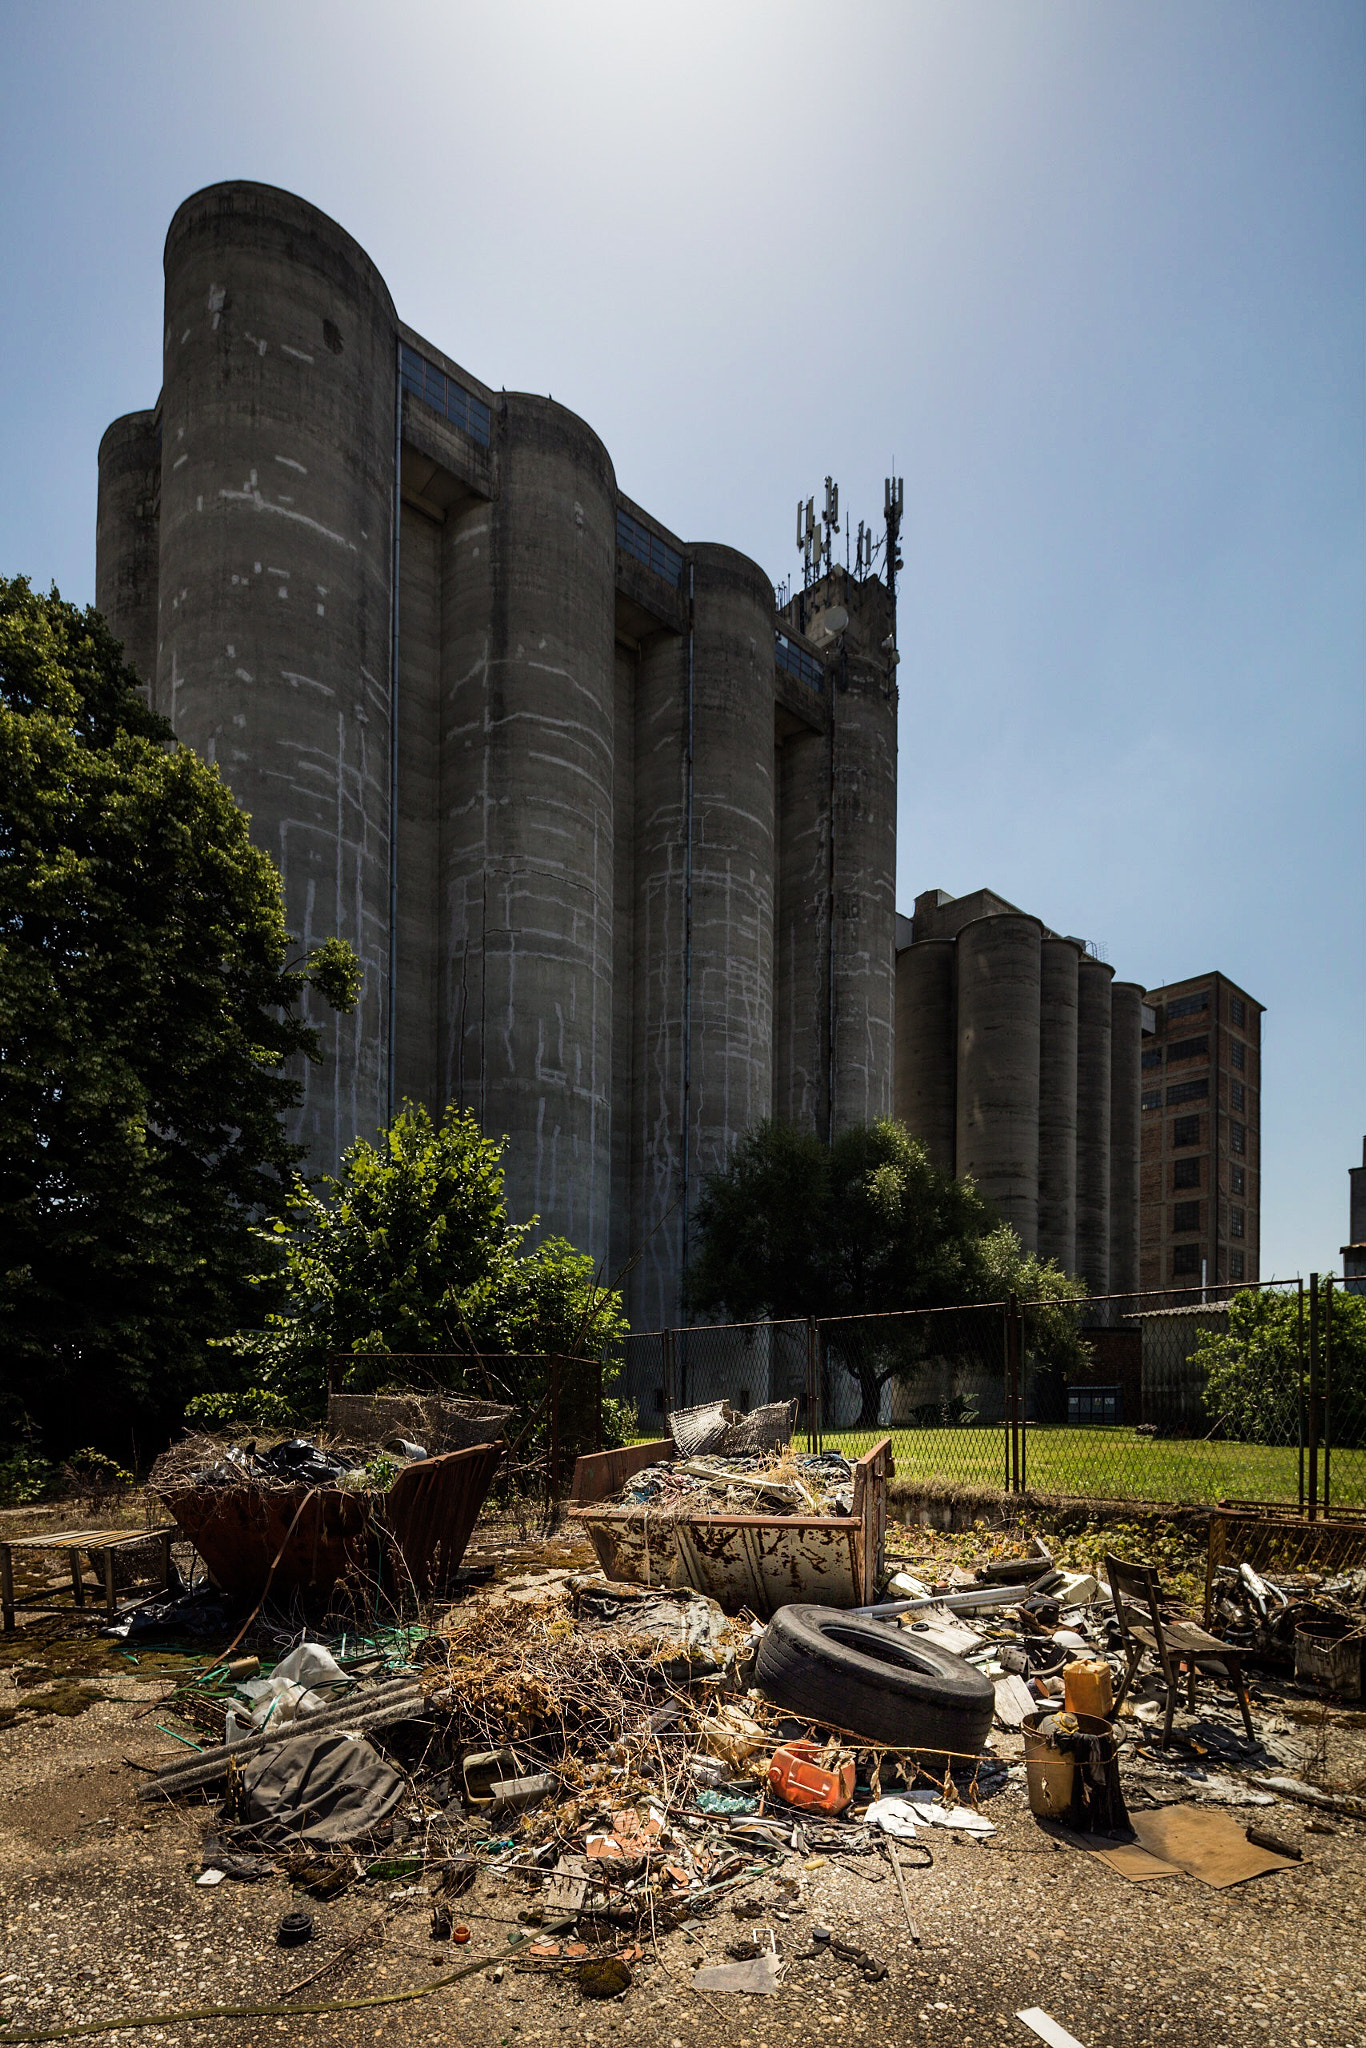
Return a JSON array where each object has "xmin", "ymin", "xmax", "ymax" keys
[
  {"xmin": 615, "ymin": 508, "xmax": 685, "ymax": 587},
  {"xmin": 399, "ymin": 343, "xmax": 492, "ymax": 447}
]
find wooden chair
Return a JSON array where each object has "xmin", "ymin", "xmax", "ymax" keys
[{"xmin": 1105, "ymin": 1553, "xmax": 1255, "ymax": 1747}]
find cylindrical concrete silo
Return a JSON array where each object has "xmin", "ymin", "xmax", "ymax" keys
[
  {"xmin": 1109, "ymin": 980, "xmax": 1144, "ymax": 1300},
  {"xmin": 1037, "ymin": 936, "xmax": 1081, "ymax": 1273},
  {"xmin": 774, "ymin": 724, "xmax": 830, "ymax": 1135},
  {"xmin": 96, "ymin": 410, "xmax": 161, "ymax": 706},
  {"xmin": 1075, "ymin": 954, "xmax": 1116, "ymax": 1296},
  {"xmin": 955, "ymin": 914, "xmax": 1043, "ymax": 1250},
  {"xmin": 829, "ymin": 645, "xmax": 898, "ymax": 1130},
  {"xmin": 158, "ymin": 181, "xmax": 398, "ymax": 1177},
  {"xmin": 627, "ymin": 545, "xmax": 776, "ymax": 1328},
  {"xmin": 438, "ymin": 394, "xmax": 617, "ymax": 1260},
  {"xmin": 895, "ymin": 939, "xmax": 957, "ymax": 1172}
]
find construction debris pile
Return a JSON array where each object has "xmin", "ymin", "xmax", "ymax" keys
[
  {"xmin": 615, "ymin": 1452, "xmax": 856, "ymax": 1519},
  {"xmin": 1209, "ymin": 1561, "xmax": 1366, "ymax": 1682}
]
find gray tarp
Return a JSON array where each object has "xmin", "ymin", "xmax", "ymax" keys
[{"xmin": 235, "ymin": 1732, "xmax": 406, "ymax": 1847}]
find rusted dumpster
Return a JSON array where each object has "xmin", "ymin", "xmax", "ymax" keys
[
  {"xmin": 566, "ymin": 1437, "xmax": 893, "ymax": 1618},
  {"xmin": 161, "ymin": 1440, "xmax": 504, "ymax": 1603}
]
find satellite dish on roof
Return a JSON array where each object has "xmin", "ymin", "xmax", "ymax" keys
[{"xmin": 807, "ymin": 605, "xmax": 848, "ymax": 647}]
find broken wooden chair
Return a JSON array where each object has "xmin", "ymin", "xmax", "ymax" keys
[{"xmin": 1105, "ymin": 1552, "xmax": 1256, "ymax": 1746}]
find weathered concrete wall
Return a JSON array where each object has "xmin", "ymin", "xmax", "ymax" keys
[
  {"xmin": 394, "ymin": 500, "xmax": 443, "ymax": 1114},
  {"xmin": 955, "ymin": 914, "xmax": 1043, "ymax": 1250},
  {"xmin": 774, "ymin": 724, "xmax": 830, "ymax": 1133},
  {"xmin": 157, "ymin": 180, "xmax": 397, "ymax": 1174},
  {"xmin": 895, "ymin": 937, "xmax": 957, "ymax": 1171},
  {"xmin": 609, "ymin": 637, "xmax": 639, "ymax": 1283},
  {"xmin": 1038, "ymin": 936, "xmax": 1081, "ymax": 1274},
  {"xmin": 438, "ymin": 394, "xmax": 617, "ymax": 1254},
  {"xmin": 96, "ymin": 410, "xmax": 161, "ymax": 704},
  {"xmin": 830, "ymin": 638, "xmax": 898, "ymax": 1129}
]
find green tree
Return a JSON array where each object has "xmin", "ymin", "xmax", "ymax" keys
[
  {"xmin": 231, "ymin": 1100, "xmax": 628, "ymax": 1439},
  {"xmin": 0, "ymin": 576, "xmax": 360, "ymax": 1458},
  {"xmin": 687, "ymin": 1117, "xmax": 1086, "ymax": 1426},
  {"xmin": 1194, "ymin": 1280, "xmax": 1366, "ymax": 1447}
]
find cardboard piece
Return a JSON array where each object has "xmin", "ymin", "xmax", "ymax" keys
[
  {"xmin": 1052, "ymin": 1826, "xmax": 1179, "ymax": 1882},
  {"xmin": 1129, "ymin": 1804, "xmax": 1300, "ymax": 1888}
]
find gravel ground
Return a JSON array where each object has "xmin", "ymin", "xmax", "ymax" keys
[
  {"xmin": 0, "ymin": 1505, "xmax": 1360, "ymax": 2048},
  {"xmin": 0, "ymin": 1654, "xmax": 1360, "ymax": 2048}
]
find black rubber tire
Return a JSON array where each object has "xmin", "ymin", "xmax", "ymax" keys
[{"xmin": 755, "ymin": 1604, "xmax": 995, "ymax": 1754}]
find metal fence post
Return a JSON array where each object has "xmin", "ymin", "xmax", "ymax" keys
[
  {"xmin": 1323, "ymin": 1275, "xmax": 1334, "ymax": 1515},
  {"xmin": 806, "ymin": 1317, "xmax": 820, "ymax": 1453},
  {"xmin": 549, "ymin": 1354, "xmax": 561, "ymax": 1500},
  {"xmin": 814, "ymin": 1322, "xmax": 826, "ymax": 1453},
  {"xmin": 1002, "ymin": 1301, "xmax": 1013, "ymax": 1492},
  {"xmin": 1307, "ymin": 1274, "xmax": 1320, "ymax": 1521},
  {"xmin": 595, "ymin": 1359, "xmax": 603, "ymax": 1455},
  {"xmin": 1297, "ymin": 1279, "xmax": 1305, "ymax": 1514}
]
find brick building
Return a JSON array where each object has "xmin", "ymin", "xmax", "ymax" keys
[{"xmin": 1139, "ymin": 973, "xmax": 1263, "ymax": 1290}]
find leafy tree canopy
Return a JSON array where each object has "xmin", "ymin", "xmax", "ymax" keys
[
  {"xmin": 0, "ymin": 575, "xmax": 359, "ymax": 1457},
  {"xmin": 1194, "ymin": 1280, "xmax": 1366, "ymax": 1447},
  {"xmin": 687, "ymin": 1118, "xmax": 1086, "ymax": 1424},
  {"xmin": 228, "ymin": 1100, "xmax": 628, "ymax": 1432}
]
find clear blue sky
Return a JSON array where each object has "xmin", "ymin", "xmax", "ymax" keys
[{"xmin": 1, "ymin": 1, "xmax": 1360, "ymax": 1278}]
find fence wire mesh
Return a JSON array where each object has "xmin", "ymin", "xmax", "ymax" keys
[{"xmin": 621, "ymin": 1274, "xmax": 1365, "ymax": 1512}]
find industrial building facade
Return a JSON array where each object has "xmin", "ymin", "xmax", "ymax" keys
[
  {"xmin": 96, "ymin": 182, "xmax": 898, "ymax": 1331},
  {"xmin": 1138, "ymin": 973, "xmax": 1263, "ymax": 1290},
  {"xmin": 893, "ymin": 887, "xmax": 1148, "ymax": 1297}
]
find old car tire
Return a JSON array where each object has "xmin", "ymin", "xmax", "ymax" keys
[{"xmin": 755, "ymin": 1604, "xmax": 995, "ymax": 1753}]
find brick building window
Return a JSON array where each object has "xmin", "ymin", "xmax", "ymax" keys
[
  {"xmin": 1142, "ymin": 1090, "xmax": 1162, "ymax": 1111},
  {"xmin": 1231, "ymin": 1041, "xmax": 1245, "ymax": 1070},
  {"xmin": 1167, "ymin": 1079, "xmax": 1209, "ymax": 1106},
  {"xmin": 1231, "ymin": 996, "xmax": 1246, "ymax": 1027},
  {"xmin": 1172, "ymin": 1114, "xmax": 1201, "ymax": 1146},
  {"xmin": 1142, "ymin": 1049, "xmax": 1163, "ymax": 1071},
  {"xmin": 1167, "ymin": 992, "xmax": 1209, "ymax": 1022},
  {"xmin": 1173, "ymin": 1158, "xmax": 1200, "ymax": 1189},
  {"xmin": 1231, "ymin": 1208, "xmax": 1244, "ymax": 1239},
  {"xmin": 1231, "ymin": 1123, "xmax": 1246, "ymax": 1155},
  {"xmin": 1173, "ymin": 1245, "xmax": 1201, "ymax": 1276},
  {"xmin": 1167, "ymin": 1035, "xmax": 1209, "ymax": 1063},
  {"xmin": 1231, "ymin": 1252, "xmax": 1245, "ymax": 1281},
  {"xmin": 1232, "ymin": 1165, "xmax": 1245, "ymax": 1195},
  {"xmin": 1173, "ymin": 1201, "xmax": 1201, "ymax": 1232}
]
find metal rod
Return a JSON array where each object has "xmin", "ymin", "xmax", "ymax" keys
[
  {"xmin": 678, "ymin": 564, "xmax": 695, "ymax": 1329},
  {"xmin": 1307, "ymin": 1272, "xmax": 1320, "ymax": 1521},
  {"xmin": 1323, "ymin": 1275, "xmax": 1333, "ymax": 1514},
  {"xmin": 884, "ymin": 1840, "xmax": 920, "ymax": 1944}
]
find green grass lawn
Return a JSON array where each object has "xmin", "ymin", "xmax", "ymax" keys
[{"xmin": 820, "ymin": 1423, "xmax": 1366, "ymax": 1509}]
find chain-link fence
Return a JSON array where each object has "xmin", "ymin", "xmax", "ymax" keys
[
  {"xmin": 621, "ymin": 1273, "xmax": 1365, "ymax": 1512},
  {"xmin": 330, "ymin": 1351, "xmax": 603, "ymax": 1496}
]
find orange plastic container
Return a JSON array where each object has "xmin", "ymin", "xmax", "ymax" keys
[
  {"xmin": 767, "ymin": 1740, "xmax": 855, "ymax": 1814},
  {"xmin": 1063, "ymin": 1657, "xmax": 1115, "ymax": 1720}
]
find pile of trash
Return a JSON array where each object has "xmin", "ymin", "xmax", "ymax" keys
[
  {"xmin": 1208, "ymin": 1560, "xmax": 1366, "ymax": 1671},
  {"xmin": 616, "ymin": 1451, "xmax": 856, "ymax": 1519},
  {"xmin": 152, "ymin": 1433, "xmax": 427, "ymax": 1496}
]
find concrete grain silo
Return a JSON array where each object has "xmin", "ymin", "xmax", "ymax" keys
[
  {"xmin": 95, "ymin": 411, "xmax": 161, "ymax": 701},
  {"xmin": 154, "ymin": 182, "xmax": 398, "ymax": 1174},
  {"xmin": 1108, "ymin": 981, "xmax": 1144, "ymax": 1299},
  {"xmin": 955, "ymin": 914, "xmax": 1043, "ymax": 1250},
  {"xmin": 438, "ymin": 394, "xmax": 618, "ymax": 1254},
  {"xmin": 773, "ymin": 725, "xmax": 830, "ymax": 1133},
  {"xmin": 828, "ymin": 630, "xmax": 898, "ymax": 1129},
  {"xmin": 96, "ymin": 180, "xmax": 901, "ymax": 1331},
  {"xmin": 894, "ymin": 938, "xmax": 957, "ymax": 1172},
  {"xmin": 1037, "ymin": 936, "xmax": 1081, "ymax": 1272},
  {"xmin": 1075, "ymin": 954, "xmax": 1116, "ymax": 1294}
]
